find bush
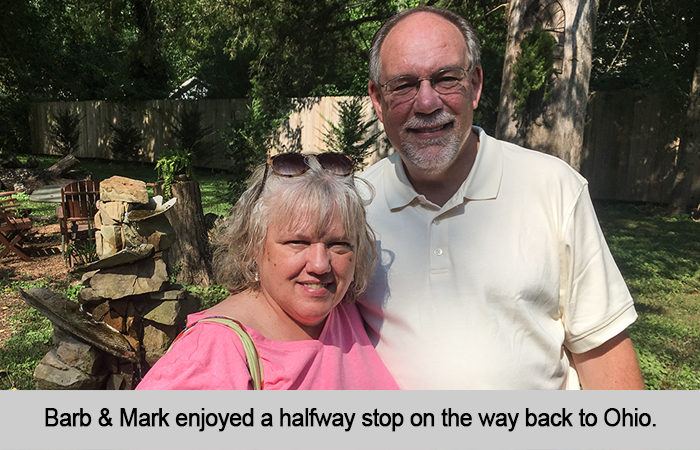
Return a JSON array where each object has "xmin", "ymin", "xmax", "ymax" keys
[
  {"xmin": 48, "ymin": 109, "xmax": 81, "ymax": 156},
  {"xmin": 108, "ymin": 108, "xmax": 143, "ymax": 161},
  {"xmin": 172, "ymin": 105, "xmax": 215, "ymax": 159}
]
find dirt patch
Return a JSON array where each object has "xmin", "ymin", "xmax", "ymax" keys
[{"xmin": 0, "ymin": 223, "xmax": 71, "ymax": 347}]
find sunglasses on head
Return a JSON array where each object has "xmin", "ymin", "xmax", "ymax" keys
[
  {"xmin": 253, "ymin": 152, "xmax": 354, "ymax": 202},
  {"xmin": 267, "ymin": 152, "xmax": 354, "ymax": 177}
]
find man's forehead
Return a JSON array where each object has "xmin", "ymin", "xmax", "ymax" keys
[{"xmin": 379, "ymin": 12, "xmax": 468, "ymax": 74}]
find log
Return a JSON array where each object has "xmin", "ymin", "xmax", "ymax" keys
[
  {"xmin": 162, "ymin": 180, "xmax": 213, "ymax": 287},
  {"xmin": 20, "ymin": 287, "xmax": 138, "ymax": 362},
  {"xmin": 0, "ymin": 155, "xmax": 81, "ymax": 193},
  {"xmin": 44, "ymin": 154, "xmax": 79, "ymax": 178}
]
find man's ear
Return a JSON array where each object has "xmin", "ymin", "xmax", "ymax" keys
[
  {"xmin": 368, "ymin": 81, "xmax": 384, "ymax": 123},
  {"xmin": 470, "ymin": 65, "xmax": 484, "ymax": 110}
]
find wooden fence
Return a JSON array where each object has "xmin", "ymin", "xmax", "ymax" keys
[
  {"xmin": 30, "ymin": 91, "xmax": 680, "ymax": 203},
  {"xmin": 29, "ymin": 97, "xmax": 389, "ymax": 171},
  {"xmin": 580, "ymin": 90, "xmax": 679, "ymax": 204}
]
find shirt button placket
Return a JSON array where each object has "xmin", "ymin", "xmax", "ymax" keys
[{"xmin": 429, "ymin": 214, "xmax": 449, "ymax": 272}]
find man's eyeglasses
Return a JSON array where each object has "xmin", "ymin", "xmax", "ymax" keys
[
  {"xmin": 253, "ymin": 152, "xmax": 354, "ymax": 203},
  {"xmin": 378, "ymin": 66, "xmax": 472, "ymax": 106}
]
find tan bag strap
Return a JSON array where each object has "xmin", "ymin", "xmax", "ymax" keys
[{"xmin": 169, "ymin": 315, "xmax": 264, "ymax": 389}]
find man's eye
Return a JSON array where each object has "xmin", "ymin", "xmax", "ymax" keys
[
  {"xmin": 434, "ymin": 76, "xmax": 460, "ymax": 86},
  {"xmin": 390, "ymin": 80, "xmax": 417, "ymax": 92}
]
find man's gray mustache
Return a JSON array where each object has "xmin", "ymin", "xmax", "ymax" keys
[{"xmin": 403, "ymin": 111, "xmax": 455, "ymax": 130}]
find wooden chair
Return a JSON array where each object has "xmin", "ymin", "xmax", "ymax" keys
[
  {"xmin": 57, "ymin": 180, "xmax": 100, "ymax": 266},
  {"xmin": 0, "ymin": 191, "xmax": 34, "ymax": 261}
]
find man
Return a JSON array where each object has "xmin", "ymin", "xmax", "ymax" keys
[{"xmin": 358, "ymin": 6, "xmax": 644, "ymax": 389}]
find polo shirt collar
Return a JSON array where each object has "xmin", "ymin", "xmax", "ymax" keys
[{"xmin": 384, "ymin": 127, "xmax": 503, "ymax": 211}]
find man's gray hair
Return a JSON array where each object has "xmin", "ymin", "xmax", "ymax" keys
[
  {"xmin": 212, "ymin": 157, "xmax": 378, "ymax": 303},
  {"xmin": 368, "ymin": 6, "xmax": 481, "ymax": 84}
]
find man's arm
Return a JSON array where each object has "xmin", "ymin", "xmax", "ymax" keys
[{"xmin": 571, "ymin": 330, "xmax": 645, "ymax": 389}]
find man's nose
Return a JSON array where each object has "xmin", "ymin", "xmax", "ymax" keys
[
  {"xmin": 413, "ymin": 79, "xmax": 443, "ymax": 114},
  {"xmin": 306, "ymin": 244, "xmax": 332, "ymax": 274}
]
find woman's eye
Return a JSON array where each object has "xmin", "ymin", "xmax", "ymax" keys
[{"xmin": 330, "ymin": 242, "xmax": 353, "ymax": 253}]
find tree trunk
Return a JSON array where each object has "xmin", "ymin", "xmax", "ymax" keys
[
  {"xmin": 496, "ymin": 0, "xmax": 598, "ymax": 171},
  {"xmin": 163, "ymin": 181, "xmax": 213, "ymax": 287},
  {"xmin": 671, "ymin": 27, "xmax": 700, "ymax": 215}
]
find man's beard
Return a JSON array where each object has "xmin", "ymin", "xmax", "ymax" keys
[{"xmin": 399, "ymin": 111, "xmax": 463, "ymax": 174}]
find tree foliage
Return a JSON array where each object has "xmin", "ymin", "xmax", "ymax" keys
[{"xmin": 510, "ymin": 23, "xmax": 557, "ymax": 121}]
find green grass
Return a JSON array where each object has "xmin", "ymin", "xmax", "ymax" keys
[
  {"xmin": 595, "ymin": 202, "xmax": 700, "ymax": 390},
  {"xmin": 0, "ymin": 275, "xmax": 62, "ymax": 390}
]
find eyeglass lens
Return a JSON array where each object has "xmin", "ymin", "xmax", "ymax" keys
[
  {"xmin": 270, "ymin": 153, "xmax": 353, "ymax": 177},
  {"xmin": 383, "ymin": 67, "xmax": 468, "ymax": 100},
  {"xmin": 271, "ymin": 153, "xmax": 308, "ymax": 176},
  {"xmin": 315, "ymin": 153, "xmax": 353, "ymax": 175}
]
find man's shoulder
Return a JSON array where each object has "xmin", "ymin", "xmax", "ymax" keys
[
  {"xmin": 482, "ymin": 131, "xmax": 586, "ymax": 185},
  {"xmin": 359, "ymin": 152, "xmax": 397, "ymax": 184}
]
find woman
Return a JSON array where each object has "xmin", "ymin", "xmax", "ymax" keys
[{"xmin": 137, "ymin": 152, "xmax": 398, "ymax": 390}]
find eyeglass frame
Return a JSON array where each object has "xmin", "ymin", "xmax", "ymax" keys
[
  {"xmin": 252, "ymin": 152, "xmax": 355, "ymax": 204},
  {"xmin": 376, "ymin": 64, "xmax": 476, "ymax": 106}
]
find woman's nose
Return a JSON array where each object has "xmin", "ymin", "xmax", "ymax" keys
[{"xmin": 306, "ymin": 244, "xmax": 332, "ymax": 274}]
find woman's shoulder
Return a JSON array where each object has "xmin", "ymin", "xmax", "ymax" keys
[{"xmin": 136, "ymin": 309, "xmax": 254, "ymax": 390}]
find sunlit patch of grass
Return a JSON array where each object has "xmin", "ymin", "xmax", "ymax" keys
[
  {"xmin": 596, "ymin": 202, "xmax": 700, "ymax": 389},
  {"xmin": 0, "ymin": 307, "xmax": 52, "ymax": 390}
]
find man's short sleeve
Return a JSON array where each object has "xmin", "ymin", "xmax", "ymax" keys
[{"xmin": 560, "ymin": 185, "xmax": 637, "ymax": 354}]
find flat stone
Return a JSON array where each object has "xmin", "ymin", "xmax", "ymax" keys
[
  {"xmin": 73, "ymin": 244, "xmax": 154, "ymax": 273},
  {"xmin": 34, "ymin": 350, "xmax": 101, "ymax": 390},
  {"xmin": 77, "ymin": 287, "xmax": 106, "ymax": 307},
  {"xmin": 100, "ymin": 176, "xmax": 149, "ymax": 204},
  {"xmin": 94, "ymin": 209, "xmax": 105, "ymax": 228},
  {"xmin": 99, "ymin": 225, "xmax": 122, "ymax": 258},
  {"xmin": 55, "ymin": 333, "xmax": 103, "ymax": 375},
  {"xmin": 100, "ymin": 201, "xmax": 126, "ymax": 224},
  {"xmin": 80, "ymin": 270, "xmax": 99, "ymax": 287},
  {"xmin": 91, "ymin": 301, "xmax": 110, "ymax": 321},
  {"xmin": 150, "ymin": 289, "xmax": 187, "ymax": 301},
  {"xmin": 143, "ymin": 300, "xmax": 181, "ymax": 326},
  {"xmin": 143, "ymin": 323, "xmax": 178, "ymax": 366}
]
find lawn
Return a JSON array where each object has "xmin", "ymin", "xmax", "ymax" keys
[
  {"xmin": 595, "ymin": 202, "xmax": 700, "ymax": 390},
  {"xmin": 1, "ymin": 156, "xmax": 699, "ymax": 389}
]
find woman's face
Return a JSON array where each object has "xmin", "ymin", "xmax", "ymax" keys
[{"xmin": 256, "ymin": 212, "xmax": 356, "ymax": 336}]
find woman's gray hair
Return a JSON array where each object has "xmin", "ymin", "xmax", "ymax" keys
[
  {"xmin": 368, "ymin": 6, "xmax": 481, "ymax": 84},
  {"xmin": 212, "ymin": 156, "xmax": 378, "ymax": 303}
]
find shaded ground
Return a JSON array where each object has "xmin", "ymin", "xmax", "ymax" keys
[{"xmin": 0, "ymin": 223, "xmax": 69, "ymax": 347}]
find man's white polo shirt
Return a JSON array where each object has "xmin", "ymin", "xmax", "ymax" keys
[{"xmin": 358, "ymin": 127, "xmax": 637, "ymax": 389}]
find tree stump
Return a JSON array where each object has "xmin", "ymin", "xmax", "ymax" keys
[{"xmin": 162, "ymin": 181, "xmax": 213, "ymax": 287}]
